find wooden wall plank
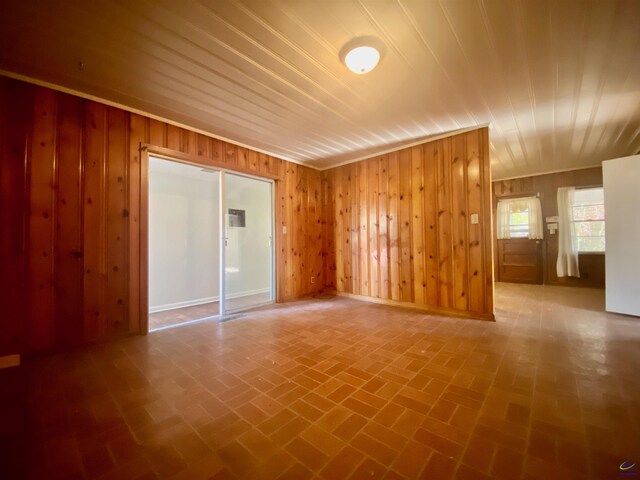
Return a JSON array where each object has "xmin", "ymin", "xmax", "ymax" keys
[
  {"xmin": 322, "ymin": 171, "xmax": 336, "ymax": 290},
  {"xmin": 197, "ymin": 134, "xmax": 210, "ymax": 158},
  {"xmin": 184, "ymin": 130, "xmax": 197, "ymax": 155},
  {"xmin": 451, "ymin": 134, "xmax": 469, "ymax": 311},
  {"xmin": 437, "ymin": 138, "xmax": 453, "ymax": 309},
  {"xmin": 343, "ymin": 165, "xmax": 354, "ymax": 293},
  {"xmin": 410, "ymin": 146, "xmax": 426, "ymax": 305},
  {"xmin": 298, "ymin": 165, "xmax": 308, "ymax": 295},
  {"xmin": 423, "ymin": 143, "xmax": 439, "ymax": 306},
  {"xmin": 166, "ymin": 124, "xmax": 181, "ymax": 151},
  {"xmin": 334, "ymin": 167, "xmax": 345, "ymax": 293},
  {"xmin": 106, "ymin": 108, "xmax": 129, "ymax": 335},
  {"xmin": 398, "ymin": 150, "xmax": 413, "ymax": 303},
  {"xmin": 308, "ymin": 169, "xmax": 323, "ymax": 291},
  {"xmin": 149, "ymin": 119, "xmax": 165, "ymax": 147},
  {"xmin": 479, "ymin": 128, "xmax": 495, "ymax": 312},
  {"xmin": 128, "ymin": 114, "xmax": 147, "ymax": 334},
  {"xmin": 236, "ymin": 146, "xmax": 248, "ymax": 170},
  {"xmin": 55, "ymin": 94, "xmax": 84, "ymax": 347},
  {"xmin": 212, "ymin": 139, "xmax": 223, "ymax": 164},
  {"xmin": 0, "ymin": 78, "xmax": 32, "ymax": 355},
  {"xmin": 285, "ymin": 164, "xmax": 295, "ymax": 299},
  {"xmin": 349, "ymin": 164, "xmax": 358, "ymax": 294},
  {"xmin": 388, "ymin": 153, "xmax": 400, "ymax": 301},
  {"xmin": 378, "ymin": 155, "xmax": 390, "ymax": 299},
  {"xmin": 358, "ymin": 161, "xmax": 369, "ymax": 296},
  {"xmin": 224, "ymin": 142, "xmax": 236, "ymax": 166},
  {"xmin": 275, "ymin": 160, "xmax": 287, "ymax": 301},
  {"xmin": 28, "ymin": 88, "xmax": 57, "ymax": 351},
  {"xmin": 368, "ymin": 159, "xmax": 379, "ymax": 297},
  {"xmin": 466, "ymin": 129, "xmax": 485, "ymax": 313},
  {"xmin": 83, "ymin": 102, "xmax": 107, "ymax": 342}
]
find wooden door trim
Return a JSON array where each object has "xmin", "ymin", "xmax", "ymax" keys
[
  {"xmin": 142, "ymin": 144, "xmax": 280, "ymax": 180},
  {"xmin": 139, "ymin": 146, "xmax": 149, "ymax": 334}
]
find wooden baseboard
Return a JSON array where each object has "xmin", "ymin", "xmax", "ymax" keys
[
  {"xmin": 336, "ymin": 293, "xmax": 495, "ymax": 321},
  {"xmin": 0, "ymin": 354, "xmax": 20, "ymax": 369}
]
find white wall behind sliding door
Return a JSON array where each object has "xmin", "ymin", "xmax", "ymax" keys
[{"xmin": 149, "ymin": 157, "xmax": 219, "ymax": 313}]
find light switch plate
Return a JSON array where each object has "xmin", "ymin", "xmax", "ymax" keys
[
  {"xmin": 470, "ymin": 213, "xmax": 479, "ymax": 224},
  {"xmin": 283, "ymin": 226, "xmax": 287, "ymax": 234}
]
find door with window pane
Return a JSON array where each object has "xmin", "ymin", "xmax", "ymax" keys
[{"xmin": 496, "ymin": 196, "xmax": 544, "ymax": 284}]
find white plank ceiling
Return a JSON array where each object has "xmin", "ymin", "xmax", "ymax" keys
[{"xmin": 1, "ymin": 0, "xmax": 639, "ymax": 179}]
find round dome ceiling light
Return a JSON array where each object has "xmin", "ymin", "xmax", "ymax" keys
[
  {"xmin": 340, "ymin": 37, "xmax": 384, "ymax": 75},
  {"xmin": 345, "ymin": 46, "xmax": 380, "ymax": 74}
]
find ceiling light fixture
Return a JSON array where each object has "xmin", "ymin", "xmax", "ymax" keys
[
  {"xmin": 345, "ymin": 46, "xmax": 380, "ymax": 74},
  {"xmin": 340, "ymin": 37, "xmax": 384, "ymax": 75}
]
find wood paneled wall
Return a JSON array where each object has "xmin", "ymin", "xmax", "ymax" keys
[
  {"xmin": 493, "ymin": 167, "xmax": 605, "ymax": 287},
  {"xmin": 0, "ymin": 76, "xmax": 324, "ymax": 355},
  {"xmin": 323, "ymin": 128, "xmax": 494, "ymax": 320}
]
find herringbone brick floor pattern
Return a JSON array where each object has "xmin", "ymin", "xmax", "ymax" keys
[{"xmin": 5, "ymin": 283, "xmax": 640, "ymax": 479}]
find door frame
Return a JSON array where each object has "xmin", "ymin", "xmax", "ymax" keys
[{"xmin": 140, "ymin": 145, "xmax": 277, "ymax": 334}]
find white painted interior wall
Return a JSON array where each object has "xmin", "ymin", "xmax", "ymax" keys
[
  {"xmin": 149, "ymin": 158, "xmax": 219, "ymax": 312},
  {"xmin": 148, "ymin": 158, "xmax": 272, "ymax": 313},
  {"xmin": 603, "ymin": 154, "xmax": 640, "ymax": 317}
]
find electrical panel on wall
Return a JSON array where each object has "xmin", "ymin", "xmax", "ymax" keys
[{"xmin": 228, "ymin": 209, "xmax": 246, "ymax": 227}]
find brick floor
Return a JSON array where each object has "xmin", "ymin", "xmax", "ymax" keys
[{"xmin": 2, "ymin": 283, "xmax": 639, "ymax": 479}]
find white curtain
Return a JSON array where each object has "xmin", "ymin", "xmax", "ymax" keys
[
  {"xmin": 525, "ymin": 197, "xmax": 544, "ymax": 239},
  {"xmin": 496, "ymin": 201, "xmax": 511, "ymax": 239},
  {"xmin": 557, "ymin": 187, "xmax": 580, "ymax": 277},
  {"xmin": 496, "ymin": 197, "xmax": 544, "ymax": 240}
]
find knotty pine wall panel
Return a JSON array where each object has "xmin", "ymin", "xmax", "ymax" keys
[
  {"xmin": 493, "ymin": 167, "xmax": 604, "ymax": 287},
  {"xmin": 323, "ymin": 128, "xmax": 494, "ymax": 320},
  {"xmin": 0, "ymin": 76, "xmax": 324, "ymax": 355}
]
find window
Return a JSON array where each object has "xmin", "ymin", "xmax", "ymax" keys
[
  {"xmin": 506, "ymin": 200, "xmax": 530, "ymax": 238},
  {"xmin": 496, "ymin": 197, "xmax": 544, "ymax": 239},
  {"xmin": 570, "ymin": 187, "xmax": 605, "ymax": 252}
]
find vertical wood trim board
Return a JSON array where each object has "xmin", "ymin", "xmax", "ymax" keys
[
  {"xmin": 323, "ymin": 128, "xmax": 494, "ymax": 320},
  {"xmin": 0, "ymin": 76, "xmax": 325, "ymax": 355}
]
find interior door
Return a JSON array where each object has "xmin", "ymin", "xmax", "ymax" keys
[
  {"xmin": 221, "ymin": 172, "xmax": 274, "ymax": 314},
  {"xmin": 497, "ymin": 238, "xmax": 543, "ymax": 284}
]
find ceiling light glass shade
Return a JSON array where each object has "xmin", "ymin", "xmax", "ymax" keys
[{"xmin": 344, "ymin": 46, "xmax": 380, "ymax": 74}]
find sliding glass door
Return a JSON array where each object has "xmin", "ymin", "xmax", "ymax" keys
[
  {"xmin": 148, "ymin": 156, "xmax": 274, "ymax": 330},
  {"xmin": 220, "ymin": 172, "xmax": 274, "ymax": 314}
]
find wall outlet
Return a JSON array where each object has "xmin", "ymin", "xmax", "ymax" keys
[
  {"xmin": 310, "ymin": 276, "xmax": 315, "ymax": 284},
  {"xmin": 282, "ymin": 225, "xmax": 287, "ymax": 234},
  {"xmin": 470, "ymin": 213, "xmax": 479, "ymax": 224}
]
